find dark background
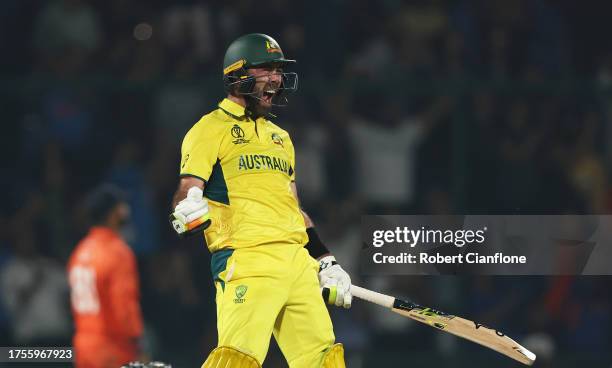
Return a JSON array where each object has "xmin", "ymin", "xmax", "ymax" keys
[{"xmin": 1, "ymin": 0, "xmax": 611, "ymax": 367}]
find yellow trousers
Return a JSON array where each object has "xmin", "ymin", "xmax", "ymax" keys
[{"xmin": 211, "ymin": 243, "xmax": 336, "ymax": 367}]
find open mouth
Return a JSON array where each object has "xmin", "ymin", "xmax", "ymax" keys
[{"xmin": 262, "ymin": 89, "xmax": 276, "ymax": 103}]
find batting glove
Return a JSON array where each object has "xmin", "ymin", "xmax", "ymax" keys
[
  {"xmin": 319, "ymin": 255, "xmax": 352, "ymax": 309},
  {"xmin": 169, "ymin": 187, "xmax": 211, "ymax": 237}
]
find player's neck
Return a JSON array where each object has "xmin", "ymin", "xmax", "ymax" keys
[
  {"xmin": 226, "ymin": 94, "xmax": 269, "ymax": 119},
  {"xmin": 227, "ymin": 94, "xmax": 246, "ymax": 108}
]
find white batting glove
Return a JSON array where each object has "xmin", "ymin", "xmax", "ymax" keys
[
  {"xmin": 319, "ymin": 255, "xmax": 352, "ymax": 309},
  {"xmin": 169, "ymin": 187, "xmax": 211, "ymax": 237}
]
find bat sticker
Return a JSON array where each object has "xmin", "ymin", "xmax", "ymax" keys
[
  {"xmin": 474, "ymin": 322, "xmax": 505, "ymax": 337},
  {"xmin": 433, "ymin": 322, "xmax": 447, "ymax": 330}
]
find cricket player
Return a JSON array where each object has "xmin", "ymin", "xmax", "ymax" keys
[
  {"xmin": 68, "ymin": 185, "xmax": 144, "ymax": 368},
  {"xmin": 169, "ymin": 33, "xmax": 351, "ymax": 368}
]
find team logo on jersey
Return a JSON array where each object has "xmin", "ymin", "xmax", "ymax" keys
[
  {"xmin": 231, "ymin": 124, "xmax": 249, "ymax": 144},
  {"xmin": 271, "ymin": 132, "xmax": 283, "ymax": 147},
  {"xmin": 265, "ymin": 40, "xmax": 281, "ymax": 54},
  {"xmin": 234, "ymin": 284, "xmax": 248, "ymax": 304}
]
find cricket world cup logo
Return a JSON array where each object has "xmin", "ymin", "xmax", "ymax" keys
[
  {"xmin": 231, "ymin": 124, "xmax": 249, "ymax": 145},
  {"xmin": 234, "ymin": 285, "xmax": 248, "ymax": 304}
]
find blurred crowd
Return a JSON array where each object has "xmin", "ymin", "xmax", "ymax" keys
[{"xmin": 1, "ymin": 0, "xmax": 611, "ymax": 366}]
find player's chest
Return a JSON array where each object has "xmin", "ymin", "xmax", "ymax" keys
[{"xmin": 218, "ymin": 121, "xmax": 291, "ymax": 179}]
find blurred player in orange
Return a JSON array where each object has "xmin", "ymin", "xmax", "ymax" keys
[{"xmin": 67, "ymin": 184, "xmax": 144, "ymax": 368}]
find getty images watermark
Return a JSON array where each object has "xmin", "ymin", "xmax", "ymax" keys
[
  {"xmin": 361, "ymin": 215, "xmax": 611, "ymax": 275},
  {"xmin": 371, "ymin": 225, "xmax": 526, "ymax": 265}
]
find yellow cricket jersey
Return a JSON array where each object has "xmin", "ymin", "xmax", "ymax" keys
[{"xmin": 180, "ymin": 98, "xmax": 308, "ymax": 252}]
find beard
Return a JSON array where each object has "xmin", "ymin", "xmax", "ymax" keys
[
  {"xmin": 245, "ymin": 94, "xmax": 270, "ymax": 118},
  {"xmin": 244, "ymin": 82, "xmax": 277, "ymax": 118}
]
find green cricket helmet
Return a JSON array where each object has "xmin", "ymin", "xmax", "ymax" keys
[{"xmin": 222, "ymin": 33, "xmax": 298, "ymax": 106}]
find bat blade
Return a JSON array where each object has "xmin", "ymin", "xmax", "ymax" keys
[
  {"xmin": 350, "ymin": 285, "xmax": 536, "ymax": 366},
  {"xmin": 391, "ymin": 299, "xmax": 536, "ymax": 366}
]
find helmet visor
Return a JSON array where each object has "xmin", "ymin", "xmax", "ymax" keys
[{"xmin": 272, "ymin": 72, "xmax": 298, "ymax": 106}]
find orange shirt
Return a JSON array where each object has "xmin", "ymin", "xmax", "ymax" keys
[{"xmin": 67, "ymin": 227, "xmax": 143, "ymax": 343}]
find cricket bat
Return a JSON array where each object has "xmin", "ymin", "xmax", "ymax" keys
[{"xmin": 350, "ymin": 285, "xmax": 536, "ymax": 366}]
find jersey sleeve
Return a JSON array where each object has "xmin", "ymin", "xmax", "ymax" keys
[
  {"xmin": 284, "ymin": 132, "xmax": 296, "ymax": 181},
  {"xmin": 180, "ymin": 119, "xmax": 221, "ymax": 183}
]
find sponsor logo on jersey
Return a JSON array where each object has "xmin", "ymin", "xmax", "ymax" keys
[{"xmin": 238, "ymin": 154, "xmax": 290, "ymax": 174}]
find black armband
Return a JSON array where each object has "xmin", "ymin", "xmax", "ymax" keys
[{"xmin": 305, "ymin": 227, "xmax": 330, "ymax": 259}]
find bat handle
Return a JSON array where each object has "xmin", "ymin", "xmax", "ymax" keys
[{"xmin": 351, "ymin": 285, "xmax": 395, "ymax": 308}]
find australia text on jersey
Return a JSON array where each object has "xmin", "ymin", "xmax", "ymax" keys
[{"xmin": 238, "ymin": 154, "xmax": 290, "ymax": 175}]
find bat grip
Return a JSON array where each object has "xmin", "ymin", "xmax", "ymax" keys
[{"xmin": 351, "ymin": 285, "xmax": 395, "ymax": 308}]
